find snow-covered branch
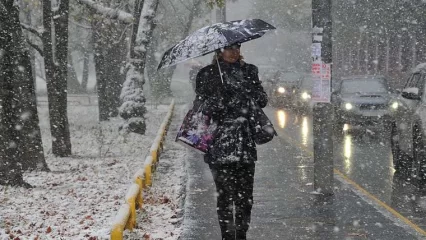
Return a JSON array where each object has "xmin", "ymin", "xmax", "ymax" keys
[
  {"xmin": 77, "ymin": 0, "xmax": 134, "ymax": 24},
  {"xmin": 69, "ymin": 19, "xmax": 92, "ymax": 29},
  {"xmin": 136, "ymin": 0, "xmax": 160, "ymax": 48},
  {"xmin": 20, "ymin": 23, "xmax": 43, "ymax": 39},
  {"xmin": 26, "ymin": 39, "xmax": 44, "ymax": 56}
]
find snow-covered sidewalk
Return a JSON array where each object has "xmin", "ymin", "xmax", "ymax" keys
[{"xmin": 0, "ymin": 103, "xmax": 182, "ymax": 239}]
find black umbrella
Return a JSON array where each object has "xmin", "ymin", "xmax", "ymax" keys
[{"xmin": 157, "ymin": 19, "xmax": 276, "ymax": 70}]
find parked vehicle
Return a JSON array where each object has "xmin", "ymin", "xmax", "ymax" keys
[
  {"xmin": 332, "ymin": 75, "xmax": 397, "ymax": 132},
  {"xmin": 391, "ymin": 63, "xmax": 426, "ymax": 184}
]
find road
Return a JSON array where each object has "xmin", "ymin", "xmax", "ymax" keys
[
  {"xmin": 265, "ymin": 107, "xmax": 426, "ymax": 230},
  {"xmin": 182, "ymin": 106, "xmax": 426, "ymax": 240}
]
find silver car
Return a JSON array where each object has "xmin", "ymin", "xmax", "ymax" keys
[
  {"xmin": 391, "ymin": 63, "xmax": 426, "ymax": 184},
  {"xmin": 332, "ymin": 76, "xmax": 397, "ymax": 132}
]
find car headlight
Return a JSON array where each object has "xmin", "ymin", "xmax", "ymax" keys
[
  {"xmin": 278, "ymin": 87, "xmax": 285, "ymax": 93},
  {"xmin": 391, "ymin": 101, "xmax": 398, "ymax": 110},
  {"xmin": 345, "ymin": 103, "xmax": 353, "ymax": 110},
  {"xmin": 301, "ymin": 92, "xmax": 311, "ymax": 100}
]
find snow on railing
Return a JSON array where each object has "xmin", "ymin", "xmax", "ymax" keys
[
  {"xmin": 110, "ymin": 204, "xmax": 130, "ymax": 240},
  {"xmin": 110, "ymin": 100, "xmax": 175, "ymax": 240}
]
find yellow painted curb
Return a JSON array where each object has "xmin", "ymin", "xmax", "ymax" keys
[
  {"xmin": 110, "ymin": 99, "xmax": 175, "ymax": 239},
  {"xmin": 144, "ymin": 156, "xmax": 153, "ymax": 187},
  {"xmin": 125, "ymin": 184, "xmax": 141, "ymax": 230},
  {"xmin": 111, "ymin": 204, "xmax": 130, "ymax": 240}
]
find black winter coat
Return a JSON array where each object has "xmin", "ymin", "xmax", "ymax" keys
[{"xmin": 195, "ymin": 60, "xmax": 268, "ymax": 164}]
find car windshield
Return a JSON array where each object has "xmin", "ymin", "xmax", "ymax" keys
[{"xmin": 341, "ymin": 79, "xmax": 388, "ymax": 94}]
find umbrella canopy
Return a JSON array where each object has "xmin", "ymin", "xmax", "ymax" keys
[{"xmin": 157, "ymin": 19, "xmax": 276, "ymax": 70}]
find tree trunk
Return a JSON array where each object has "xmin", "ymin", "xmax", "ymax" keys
[
  {"xmin": 105, "ymin": 44, "xmax": 125, "ymax": 118},
  {"xmin": 0, "ymin": 1, "xmax": 48, "ymax": 186},
  {"xmin": 93, "ymin": 19, "xmax": 127, "ymax": 121},
  {"xmin": 23, "ymin": 8, "xmax": 38, "ymax": 86},
  {"xmin": 119, "ymin": 0, "xmax": 160, "ymax": 134},
  {"xmin": 42, "ymin": 0, "xmax": 72, "ymax": 157},
  {"xmin": 81, "ymin": 51, "xmax": 90, "ymax": 92},
  {"xmin": 67, "ymin": 52, "xmax": 83, "ymax": 93},
  {"xmin": 92, "ymin": 24, "xmax": 109, "ymax": 121}
]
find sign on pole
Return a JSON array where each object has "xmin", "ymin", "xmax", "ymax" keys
[
  {"xmin": 311, "ymin": 43, "xmax": 321, "ymax": 61},
  {"xmin": 312, "ymin": 61, "xmax": 331, "ymax": 103}
]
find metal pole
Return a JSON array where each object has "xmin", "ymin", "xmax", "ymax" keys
[{"xmin": 312, "ymin": 0, "xmax": 334, "ymax": 196}]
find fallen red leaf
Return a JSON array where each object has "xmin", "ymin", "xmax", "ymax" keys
[
  {"xmin": 46, "ymin": 226, "xmax": 52, "ymax": 234},
  {"xmin": 107, "ymin": 160, "xmax": 117, "ymax": 167},
  {"xmin": 161, "ymin": 196, "xmax": 170, "ymax": 204}
]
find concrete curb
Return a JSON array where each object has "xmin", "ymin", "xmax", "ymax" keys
[{"xmin": 110, "ymin": 100, "xmax": 175, "ymax": 240}]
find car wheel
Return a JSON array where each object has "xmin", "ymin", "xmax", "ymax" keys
[
  {"xmin": 391, "ymin": 123, "xmax": 403, "ymax": 171},
  {"xmin": 412, "ymin": 126, "xmax": 426, "ymax": 186}
]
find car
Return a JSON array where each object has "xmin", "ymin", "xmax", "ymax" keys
[
  {"xmin": 264, "ymin": 71, "xmax": 306, "ymax": 108},
  {"xmin": 332, "ymin": 75, "xmax": 397, "ymax": 132},
  {"xmin": 293, "ymin": 74, "xmax": 313, "ymax": 114},
  {"xmin": 391, "ymin": 63, "xmax": 426, "ymax": 184}
]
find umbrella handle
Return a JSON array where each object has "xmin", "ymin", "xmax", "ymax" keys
[{"xmin": 216, "ymin": 57, "xmax": 224, "ymax": 84}]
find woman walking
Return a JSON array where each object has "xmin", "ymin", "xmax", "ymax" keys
[{"xmin": 195, "ymin": 43, "xmax": 268, "ymax": 240}]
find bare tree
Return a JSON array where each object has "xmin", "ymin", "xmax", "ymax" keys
[
  {"xmin": 92, "ymin": 16, "xmax": 129, "ymax": 121},
  {"xmin": 42, "ymin": 0, "xmax": 72, "ymax": 157},
  {"xmin": 0, "ymin": 0, "xmax": 48, "ymax": 187},
  {"xmin": 75, "ymin": 0, "xmax": 132, "ymax": 121}
]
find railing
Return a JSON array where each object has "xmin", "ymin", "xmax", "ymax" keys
[{"xmin": 110, "ymin": 100, "xmax": 175, "ymax": 240}]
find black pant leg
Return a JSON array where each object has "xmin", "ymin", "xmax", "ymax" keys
[
  {"xmin": 234, "ymin": 163, "xmax": 255, "ymax": 239},
  {"xmin": 210, "ymin": 163, "xmax": 237, "ymax": 240}
]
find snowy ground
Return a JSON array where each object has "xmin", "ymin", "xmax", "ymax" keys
[{"xmin": 0, "ymin": 102, "xmax": 186, "ymax": 240}]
